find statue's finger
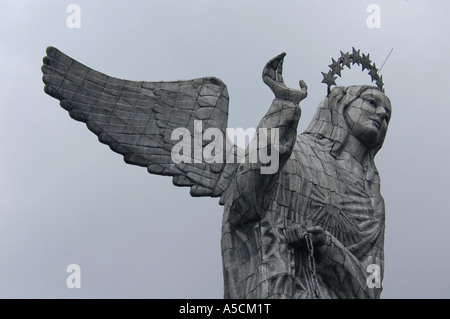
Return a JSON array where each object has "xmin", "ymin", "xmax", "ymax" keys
[
  {"xmin": 270, "ymin": 52, "xmax": 286, "ymax": 68},
  {"xmin": 263, "ymin": 53, "xmax": 286, "ymax": 85},
  {"xmin": 262, "ymin": 67, "xmax": 276, "ymax": 82},
  {"xmin": 299, "ymin": 80, "xmax": 307, "ymax": 90},
  {"xmin": 276, "ymin": 73, "xmax": 284, "ymax": 83},
  {"xmin": 264, "ymin": 52, "xmax": 286, "ymax": 74},
  {"xmin": 262, "ymin": 75, "xmax": 276, "ymax": 87},
  {"xmin": 276, "ymin": 59, "xmax": 284, "ymax": 83},
  {"xmin": 276, "ymin": 58, "xmax": 284, "ymax": 74},
  {"xmin": 299, "ymin": 80, "xmax": 308, "ymax": 97},
  {"xmin": 306, "ymin": 226, "xmax": 323, "ymax": 234}
]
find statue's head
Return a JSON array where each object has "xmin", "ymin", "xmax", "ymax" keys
[
  {"xmin": 304, "ymin": 85, "xmax": 392, "ymax": 157},
  {"xmin": 344, "ymin": 86, "xmax": 391, "ymax": 148},
  {"xmin": 309, "ymin": 48, "xmax": 392, "ymax": 157}
]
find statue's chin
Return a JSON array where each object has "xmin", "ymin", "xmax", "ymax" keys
[
  {"xmin": 354, "ymin": 127, "xmax": 376, "ymax": 146},
  {"xmin": 360, "ymin": 131, "xmax": 386, "ymax": 149}
]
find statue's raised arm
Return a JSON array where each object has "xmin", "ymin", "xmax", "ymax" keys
[{"xmin": 261, "ymin": 52, "xmax": 308, "ymax": 167}]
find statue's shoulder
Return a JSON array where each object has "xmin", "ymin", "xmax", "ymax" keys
[
  {"xmin": 284, "ymin": 134, "xmax": 334, "ymax": 178},
  {"xmin": 292, "ymin": 134, "xmax": 321, "ymax": 159}
]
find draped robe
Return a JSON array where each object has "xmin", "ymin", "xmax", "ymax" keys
[{"xmin": 221, "ymin": 86, "xmax": 385, "ymax": 299}]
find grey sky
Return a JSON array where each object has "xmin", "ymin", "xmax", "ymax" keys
[{"xmin": 0, "ymin": 0, "xmax": 449, "ymax": 298}]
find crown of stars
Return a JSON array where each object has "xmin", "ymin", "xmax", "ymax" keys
[{"xmin": 322, "ymin": 47, "xmax": 385, "ymax": 94}]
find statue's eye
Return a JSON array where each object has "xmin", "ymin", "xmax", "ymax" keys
[{"xmin": 368, "ymin": 99, "xmax": 377, "ymax": 107}]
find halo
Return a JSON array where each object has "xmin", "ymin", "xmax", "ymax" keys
[{"xmin": 321, "ymin": 47, "xmax": 384, "ymax": 94}]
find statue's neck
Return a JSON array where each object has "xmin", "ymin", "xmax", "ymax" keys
[{"xmin": 339, "ymin": 134, "xmax": 370, "ymax": 165}]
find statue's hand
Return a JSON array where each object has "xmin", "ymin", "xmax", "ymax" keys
[
  {"xmin": 287, "ymin": 225, "xmax": 328, "ymax": 249},
  {"xmin": 304, "ymin": 226, "xmax": 328, "ymax": 247},
  {"xmin": 263, "ymin": 52, "xmax": 308, "ymax": 105}
]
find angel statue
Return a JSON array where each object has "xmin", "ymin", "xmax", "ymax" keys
[{"xmin": 42, "ymin": 46, "xmax": 391, "ymax": 299}]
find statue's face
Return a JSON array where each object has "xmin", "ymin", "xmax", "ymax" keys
[{"xmin": 345, "ymin": 88, "xmax": 392, "ymax": 147}]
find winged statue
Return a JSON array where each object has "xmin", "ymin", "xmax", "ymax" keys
[{"xmin": 42, "ymin": 47, "xmax": 391, "ymax": 299}]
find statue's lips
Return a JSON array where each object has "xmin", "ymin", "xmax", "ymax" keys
[{"xmin": 371, "ymin": 117, "xmax": 382, "ymax": 129}]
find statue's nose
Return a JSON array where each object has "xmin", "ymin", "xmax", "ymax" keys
[
  {"xmin": 375, "ymin": 105, "xmax": 387, "ymax": 117},
  {"xmin": 375, "ymin": 106, "xmax": 388, "ymax": 121}
]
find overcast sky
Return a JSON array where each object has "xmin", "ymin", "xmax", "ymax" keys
[{"xmin": 1, "ymin": 0, "xmax": 449, "ymax": 298}]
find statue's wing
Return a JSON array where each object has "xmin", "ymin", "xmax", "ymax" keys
[{"xmin": 42, "ymin": 46, "xmax": 240, "ymax": 198}]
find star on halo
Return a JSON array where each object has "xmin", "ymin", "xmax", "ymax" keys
[
  {"xmin": 339, "ymin": 51, "xmax": 352, "ymax": 69},
  {"xmin": 376, "ymin": 75, "xmax": 384, "ymax": 90},
  {"xmin": 361, "ymin": 53, "xmax": 372, "ymax": 71},
  {"xmin": 350, "ymin": 47, "xmax": 362, "ymax": 65},
  {"xmin": 321, "ymin": 70, "xmax": 337, "ymax": 86},
  {"xmin": 328, "ymin": 58, "xmax": 344, "ymax": 77},
  {"xmin": 368, "ymin": 63, "xmax": 379, "ymax": 82}
]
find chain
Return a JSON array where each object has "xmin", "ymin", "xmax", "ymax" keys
[{"xmin": 302, "ymin": 229, "xmax": 321, "ymax": 299}]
